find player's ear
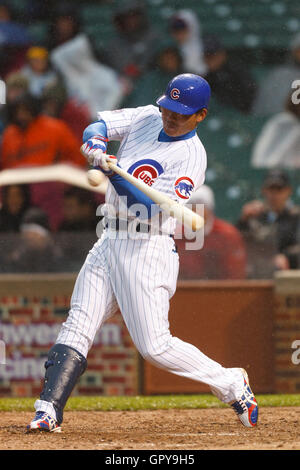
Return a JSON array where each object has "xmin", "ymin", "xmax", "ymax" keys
[{"xmin": 196, "ymin": 108, "xmax": 207, "ymax": 123}]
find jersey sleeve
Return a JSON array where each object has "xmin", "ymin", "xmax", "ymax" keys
[
  {"xmin": 150, "ymin": 143, "xmax": 207, "ymax": 204},
  {"xmin": 97, "ymin": 107, "xmax": 142, "ymax": 142}
]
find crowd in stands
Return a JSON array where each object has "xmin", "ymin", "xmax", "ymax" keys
[{"xmin": 0, "ymin": 1, "xmax": 300, "ymax": 278}]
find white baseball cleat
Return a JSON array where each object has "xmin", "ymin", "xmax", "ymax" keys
[
  {"xmin": 26, "ymin": 411, "xmax": 61, "ymax": 433},
  {"xmin": 230, "ymin": 368, "xmax": 258, "ymax": 428}
]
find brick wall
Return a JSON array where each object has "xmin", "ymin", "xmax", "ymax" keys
[
  {"xmin": 2, "ymin": 274, "xmax": 300, "ymax": 397},
  {"xmin": 0, "ymin": 275, "xmax": 139, "ymax": 397},
  {"xmin": 274, "ymin": 272, "xmax": 300, "ymax": 393},
  {"xmin": 144, "ymin": 280, "xmax": 275, "ymax": 394}
]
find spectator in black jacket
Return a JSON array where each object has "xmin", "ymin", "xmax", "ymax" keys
[
  {"xmin": 236, "ymin": 169, "xmax": 300, "ymax": 278},
  {"xmin": 203, "ymin": 35, "xmax": 257, "ymax": 114},
  {"xmin": 0, "ymin": 184, "xmax": 32, "ymax": 232}
]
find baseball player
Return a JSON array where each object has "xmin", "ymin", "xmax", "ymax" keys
[{"xmin": 27, "ymin": 74, "xmax": 258, "ymax": 433}]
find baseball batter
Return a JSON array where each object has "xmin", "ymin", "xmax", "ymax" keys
[{"xmin": 27, "ymin": 74, "xmax": 258, "ymax": 433}]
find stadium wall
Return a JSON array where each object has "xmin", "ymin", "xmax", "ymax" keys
[{"xmin": 0, "ymin": 275, "xmax": 298, "ymax": 397}]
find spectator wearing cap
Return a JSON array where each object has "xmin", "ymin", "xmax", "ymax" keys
[
  {"xmin": 252, "ymin": 32, "xmax": 300, "ymax": 116},
  {"xmin": 251, "ymin": 92, "xmax": 300, "ymax": 168},
  {"xmin": 18, "ymin": 46, "xmax": 61, "ymax": 98},
  {"xmin": 236, "ymin": 170, "xmax": 300, "ymax": 276},
  {"xmin": 175, "ymin": 185, "xmax": 247, "ymax": 280},
  {"xmin": 169, "ymin": 9, "xmax": 207, "ymax": 75},
  {"xmin": 203, "ymin": 35, "xmax": 257, "ymax": 113}
]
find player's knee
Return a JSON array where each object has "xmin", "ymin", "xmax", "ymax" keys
[{"xmin": 139, "ymin": 339, "xmax": 171, "ymax": 364}]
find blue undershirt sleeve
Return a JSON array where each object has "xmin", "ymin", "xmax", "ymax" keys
[
  {"xmin": 109, "ymin": 173, "xmax": 161, "ymax": 219},
  {"xmin": 82, "ymin": 120, "xmax": 108, "ymax": 143}
]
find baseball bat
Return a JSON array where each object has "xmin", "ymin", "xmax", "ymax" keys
[{"xmin": 104, "ymin": 161, "xmax": 204, "ymax": 231}]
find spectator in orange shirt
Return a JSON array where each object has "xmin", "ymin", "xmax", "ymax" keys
[
  {"xmin": 176, "ymin": 185, "xmax": 247, "ymax": 280},
  {"xmin": 0, "ymin": 93, "xmax": 85, "ymax": 170}
]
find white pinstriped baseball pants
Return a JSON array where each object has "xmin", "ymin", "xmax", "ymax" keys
[{"xmin": 35, "ymin": 231, "xmax": 244, "ymax": 419}]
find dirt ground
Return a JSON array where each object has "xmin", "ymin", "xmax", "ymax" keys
[{"xmin": 0, "ymin": 408, "xmax": 299, "ymax": 450}]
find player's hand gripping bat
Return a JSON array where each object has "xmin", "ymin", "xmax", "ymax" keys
[{"xmin": 87, "ymin": 160, "xmax": 204, "ymax": 232}]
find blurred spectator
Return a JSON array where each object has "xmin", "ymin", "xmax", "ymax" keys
[
  {"xmin": 5, "ymin": 207, "xmax": 63, "ymax": 273},
  {"xmin": 0, "ymin": 93, "xmax": 85, "ymax": 169},
  {"xmin": 0, "ymin": 2, "xmax": 31, "ymax": 77},
  {"xmin": 41, "ymin": 82, "xmax": 90, "ymax": 140},
  {"xmin": 5, "ymin": 72, "xmax": 29, "ymax": 103},
  {"xmin": 251, "ymin": 93, "xmax": 300, "ymax": 168},
  {"xmin": 51, "ymin": 33, "xmax": 123, "ymax": 120},
  {"xmin": 104, "ymin": 1, "xmax": 160, "ymax": 80},
  {"xmin": 0, "ymin": 184, "xmax": 31, "ymax": 232},
  {"xmin": 58, "ymin": 187, "xmax": 98, "ymax": 232},
  {"xmin": 236, "ymin": 170, "xmax": 300, "ymax": 278},
  {"xmin": 47, "ymin": 5, "xmax": 81, "ymax": 51},
  {"xmin": 252, "ymin": 32, "xmax": 300, "ymax": 116},
  {"xmin": 123, "ymin": 43, "xmax": 183, "ymax": 108},
  {"xmin": 176, "ymin": 185, "xmax": 247, "ymax": 280},
  {"xmin": 203, "ymin": 35, "xmax": 257, "ymax": 114},
  {"xmin": 169, "ymin": 9, "xmax": 206, "ymax": 75},
  {"xmin": 0, "ymin": 72, "xmax": 29, "ymax": 130},
  {"xmin": 17, "ymin": 46, "xmax": 60, "ymax": 98}
]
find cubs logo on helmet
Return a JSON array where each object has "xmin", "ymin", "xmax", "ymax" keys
[
  {"xmin": 170, "ymin": 88, "xmax": 180, "ymax": 100},
  {"xmin": 127, "ymin": 159, "xmax": 164, "ymax": 187},
  {"xmin": 174, "ymin": 176, "xmax": 194, "ymax": 199}
]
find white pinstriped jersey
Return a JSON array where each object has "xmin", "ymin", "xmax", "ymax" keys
[{"xmin": 98, "ymin": 105, "xmax": 207, "ymax": 235}]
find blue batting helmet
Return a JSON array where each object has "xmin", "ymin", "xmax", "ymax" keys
[{"xmin": 156, "ymin": 73, "xmax": 211, "ymax": 115}]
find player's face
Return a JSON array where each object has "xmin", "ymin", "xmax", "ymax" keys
[{"xmin": 161, "ymin": 107, "xmax": 207, "ymax": 137}]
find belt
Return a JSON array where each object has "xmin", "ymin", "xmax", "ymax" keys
[{"xmin": 105, "ymin": 218, "xmax": 174, "ymax": 237}]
